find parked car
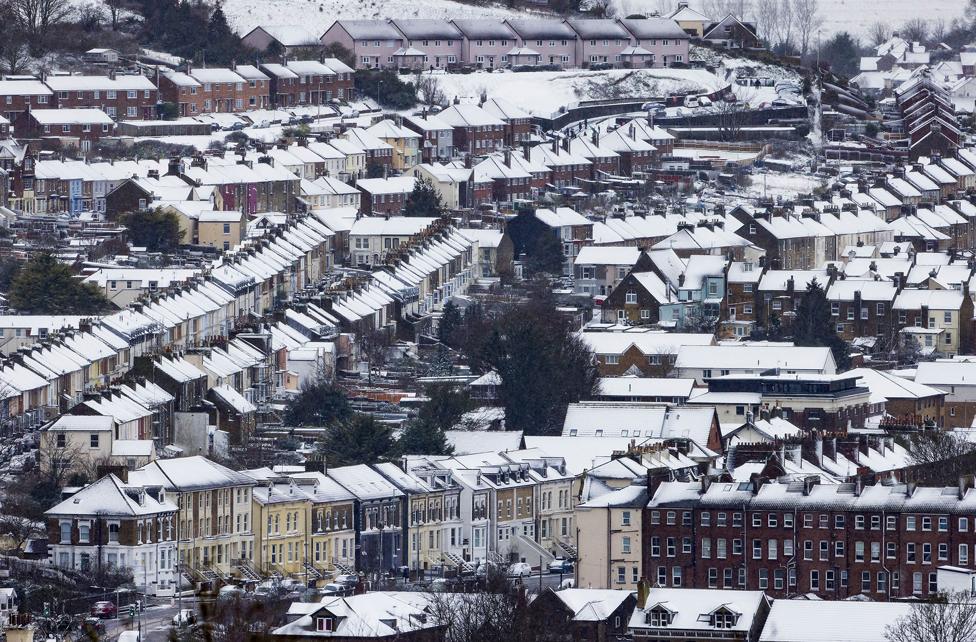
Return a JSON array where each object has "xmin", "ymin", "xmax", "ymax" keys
[
  {"xmin": 641, "ymin": 101, "xmax": 665, "ymax": 112},
  {"xmin": 548, "ymin": 558, "xmax": 573, "ymax": 574},
  {"xmin": 335, "ymin": 573, "xmax": 359, "ymax": 588},
  {"xmin": 172, "ymin": 609, "xmax": 196, "ymax": 626},
  {"xmin": 280, "ymin": 578, "xmax": 304, "ymax": 591},
  {"xmin": 430, "ymin": 578, "xmax": 450, "ymax": 592},
  {"xmin": 321, "ymin": 583, "xmax": 347, "ymax": 595},
  {"xmin": 90, "ymin": 601, "xmax": 116, "ymax": 619},
  {"xmin": 217, "ymin": 585, "xmax": 245, "ymax": 600},
  {"xmin": 118, "ymin": 632, "xmax": 140, "ymax": 642},
  {"xmin": 508, "ymin": 562, "xmax": 532, "ymax": 578}
]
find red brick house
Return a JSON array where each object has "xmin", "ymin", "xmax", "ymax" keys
[
  {"xmin": 16, "ymin": 108, "xmax": 115, "ymax": 152},
  {"xmin": 46, "ymin": 74, "xmax": 158, "ymax": 119}
]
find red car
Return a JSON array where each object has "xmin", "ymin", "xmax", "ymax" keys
[{"xmin": 90, "ymin": 601, "xmax": 116, "ymax": 619}]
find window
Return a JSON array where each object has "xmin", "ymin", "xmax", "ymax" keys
[
  {"xmin": 835, "ymin": 540, "xmax": 845, "ymax": 557},
  {"xmin": 316, "ymin": 618, "xmax": 334, "ymax": 632},
  {"xmin": 961, "ymin": 517, "xmax": 969, "ymax": 532},
  {"xmin": 622, "ymin": 536, "xmax": 631, "ymax": 554},
  {"xmin": 701, "ymin": 512, "xmax": 711, "ymax": 527},
  {"xmin": 906, "ymin": 516, "xmax": 916, "ymax": 531},
  {"xmin": 939, "ymin": 516, "xmax": 949, "ymax": 532},
  {"xmin": 60, "ymin": 522, "xmax": 71, "ymax": 543},
  {"xmin": 89, "ymin": 433, "xmax": 99, "ymax": 448},
  {"xmin": 622, "ymin": 511, "xmax": 631, "ymax": 526},
  {"xmin": 961, "ymin": 544, "xmax": 969, "ymax": 565},
  {"xmin": 672, "ymin": 567, "xmax": 681, "ymax": 586},
  {"xmin": 758, "ymin": 568, "xmax": 768, "ymax": 589},
  {"xmin": 887, "ymin": 542, "xmax": 896, "ymax": 559},
  {"xmin": 79, "ymin": 522, "xmax": 90, "ymax": 543},
  {"xmin": 810, "ymin": 570, "xmax": 820, "ymax": 591},
  {"xmin": 625, "ymin": 290, "xmax": 637, "ymax": 304},
  {"xmin": 702, "ymin": 538, "xmax": 711, "ymax": 559},
  {"xmin": 908, "ymin": 543, "xmax": 916, "ymax": 563},
  {"xmin": 752, "ymin": 539, "xmax": 762, "ymax": 559}
]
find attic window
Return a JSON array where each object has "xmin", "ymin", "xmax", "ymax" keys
[
  {"xmin": 316, "ymin": 617, "xmax": 335, "ymax": 632},
  {"xmin": 647, "ymin": 607, "xmax": 673, "ymax": 627},
  {"xmin": 712, "ymin": 609, "xmax": 739, "ymax": 629}
]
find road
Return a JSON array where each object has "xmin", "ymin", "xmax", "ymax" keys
[
  {"xmin": 511, "ymin": 570, "xmax": 572, "ymax": 593},
  {"xmin": 103, "ymin": 598, "xmax": 203, "ymax": 642}
]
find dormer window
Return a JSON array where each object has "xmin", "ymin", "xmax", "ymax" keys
[
  {"xmin": 711, "ymin": 607, "xmax": 740, "ymax": 629},
  {"xmin": 315, "ymin": 617, "xmax": 335, "ymax": 632},
  {"xmin": 647, "ymin": 606, "xmax": 673, "ymax": 627}
]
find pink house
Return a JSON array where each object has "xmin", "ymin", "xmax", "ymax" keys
[
  {"xmin": 566, "ymin": 19, "xmax": 632, "ymax": 67},
  {"xmin": 320, "ymin": 20, "xmax": 404, "ymax": 69},
  {"xmin": 504, "ymin": 19, "xmax": 578, "ymax": 68},
  {"xmin": 390, "ymin": 20, "xmax": 464, "ymax": 70},
  {"xmin": 617, "ymin": 17, "xmax": 690, "ymax": 68},
  {"xmin": 451, "ymin": 20, "xmax": 519, "ymax": 70}
]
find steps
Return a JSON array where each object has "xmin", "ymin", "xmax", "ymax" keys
[{"xmin": 442, "ymin": 551, "xmax": 474, "ymax": 574}]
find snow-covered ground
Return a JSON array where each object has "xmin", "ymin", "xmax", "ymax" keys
[
  {"xmin": 221, "ymin": 0, "xmax": 529, "ymax": 36},
  {"xmin": 417, "ymin": 67, "xmax": 725, "ymax": 117},
  {"xmin": 616, "ymin": 0, "xmax": 968, "ymax": 42},
  {"xmin": 738, "ymin": 170, "xmax": 824, "ymax": 200}
]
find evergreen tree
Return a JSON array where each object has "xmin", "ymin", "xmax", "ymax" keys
[
  {"xmin": 417, "ymin": 384, "xmax": 473, "ymax": 432},
  {"xmin": 525, "ymin": 232, "xmax": 565, "ymax": 276},
  {"xmin": 438, "ymin": 300, "xmax": 462, "ymax": 347},
  {"xmin": 818, "ymin": 32, "xmax": 861, "ymax": 78},
  {"xmin": 8, "ymin": 254, "xmax": 111, "ymax": 314},
  {"xmin": 285, "ymin": 380, "xmax": 352, "ymax": 426},
  {"xmin": 403, "ymin": 177, "xmax": 445, "ymax": 217},
  {"xmin": 394, "ymin": 419, "xmax": 454, "ymax": 457},
  {"xmin": 319, "ymin": 415, "xmax": 394, "ymax": 467},
  {"xmin": 793, "ymin": 279, "xmax": 851, "ymax": 370},
  {"xmin": 478, "ymin": 287, "xmax": 599, "ymax": 435},
  {"xmin": 122, "ymin": 209, "xmax": 184, "ymax": 253}
]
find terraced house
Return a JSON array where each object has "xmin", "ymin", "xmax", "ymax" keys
[{"xmin": 127, "ymin": 456, "xmax": 256, "ymax": 586}]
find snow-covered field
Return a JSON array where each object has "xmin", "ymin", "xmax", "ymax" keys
[
  {"xmin": 739, "ymin": 170, "xmax": 824, "ymax": 199},
  {"xmin": 222, "ymin": 0, "xmax": 528, "ymax": 36},
  {"xmin": 418, "ymin": 67, "xmax": 725, "ymax": 117},
  {"xmin": 616, "ymin": 0, "xmax": 968, "ymax": 42}
]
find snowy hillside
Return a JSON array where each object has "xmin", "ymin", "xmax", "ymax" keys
[
  {"xmin": 617, "ymin": 0, "xmax": 968, "ymax": 42},
  {"xmin": 221, "ymin": 0, "xmax": 530, "ymax": 36},
  {"xmin": 417, "ymin": 68, "xmax": 725, "ymax": 117}
]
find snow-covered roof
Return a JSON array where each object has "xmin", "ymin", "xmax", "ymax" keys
[
  {"xmin": 758, "ymin": 600, "xmax": 912, "ymax": 642},
  {"xmin": 675, "ymin": 344, "xmax": 836, "ymax": 373},
  {"xmin": 129, "ymin": 456, "xmax": 255, "ymax": 491},
  {"xmin": 631, "ymin": 588, "xmax": 768, "ymax": 633},
  {"xmin": 46, "ymin": 474, "xmax": 176, "ymax": 518},
  {"xmin": 30, "ymin": 109, "xmax": 113, "ymax": 125}
]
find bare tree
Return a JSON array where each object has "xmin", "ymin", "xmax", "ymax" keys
[
  {"xmin": 704, "ymin": 0, "xmax": 752, "ymax": 20},
  {"xmin": 901, "ymin": 17, "xmax": 929, "ymax": 44},
  {"xmin": 754, "ymin": 0, "xmax": 780, "ymax": 46},
  {"xmin": 425, "ymin": 574, "xmax": 540, "ymax": 642},
  {"xmin": 793, "ymin": 0, "xmax": 822, "ymax": 59},
  {"xmin": 713, "ymin": 91, "xmax": 753, "ymax": 141},
  {"xmin": 885, "ymin": 592, "xmax": 976, "ymax": 642},
  {"xmin": 772, "ymin": 0, "xmax": 795, "ymax": 52},
  {"xmin": 906, "ymin": 431, "xmax": 975, "ymax": 466},
  {"xmin": 103, "ymin": 0, "xmax": 132, "ymax": 30},
  {"xmin": 416, "ymin": 74, "xmax": 447, "ymax": 108},
  {"xmin": 930, "ymin": 18, "xmax": 948, "ymax": 45},
  {"xmin": 589, "ymin": 0, "xmax": 617, "ymax": 18},
  {"xmin": 868, "ymin": 21, "xmax": 892, "ymax": 47},
  {"xmin": 10, "ymin": 0, "xmax": 75, "ymax": 54}
]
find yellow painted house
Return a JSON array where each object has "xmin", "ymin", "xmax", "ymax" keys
[
  {"xmin": 251, "ymin": 479, "xmax": 310, "ymax": 576},
  {"xmin": 293, "ymin": 472, "xmax": 358, "ymax": 576}
]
